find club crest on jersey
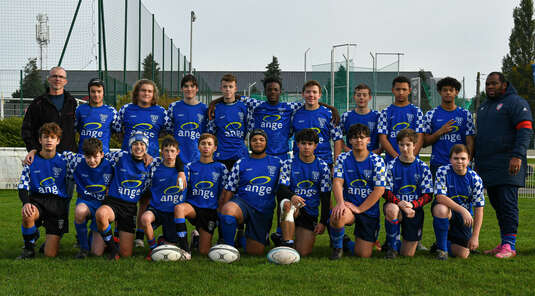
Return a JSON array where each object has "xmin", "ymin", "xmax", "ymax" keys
[
  {"xmin": 212, "ymin": 172, "xmax": 220, "ymax": 182},
  {"xmin": 318, "ymin": 117, "xmax": 327, "ymax": 129},
  {"xmin": 150, "ymin": 114, "xmax": 159, "ymax": 124},
  {"xmin": 414, "ymin": 174, "xmax": 420, "ymax": 182},
  {"xmin": 368, "ymin": 122, "xmax": 376, "ymax": 131},
  {"xmin": 455, "ymin": 117, "xmax": 463, "ymax": 125},
  {"xmin": 100, "ymin": 114, "xmax": 108, "ymax": 123},
  {"xmin": 312, "ymin": 171, "xmax": 320, "ymax": 181},
  {"xmin": 238, "ymin": 112, "xmax": 244, "ymax": 122},
  {"xmin": 197, "ymin": 113, "xmax": 205, "ymax": 123},
  {"xmin": 363, "ymin": 170, "xmax": 372, "ymax": 179},
  {"xmin": 278, "ymin": 107, "xmax": 286, "ymax": 112},
  {"xmin": 103, "ymin": 174, "xmax": 112, "ymax": 184},
  {"xmin": 52, "ymin": 167, "xmax": 63, "ymax": 178},
  {"xmin": 267, "ymin": 165, "xmax": 277, "ymax": 176},
  {"xmin": 407, "ymin": 114, "xmax": 414, "ymax": 123}
]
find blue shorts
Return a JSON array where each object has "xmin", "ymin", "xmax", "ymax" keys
[
  {"xmin": 76, "ymin": 198, "xmax": 101, "ymax": 231},
  {"xmin": 147, "ymin": 206, "xmax": 177, "ymax": 243},
  {"xmin": 353, "ymin": 213, "xmax": 380, "ymax": 243},
  {"xmin": 232, "ymin": 197, "xmax": 273, "ymax": 245},
  {"xmin": 448, "ymin": 209, "xmax": 472, "ymax": 248}
]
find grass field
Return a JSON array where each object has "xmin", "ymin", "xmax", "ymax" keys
[{"xmin": 1, "ymin": 189, "xmax": 534, "ymax": 295}]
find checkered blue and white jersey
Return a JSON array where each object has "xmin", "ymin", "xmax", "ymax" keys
[
  {"xmin": 279, "ymin": 156, "xmax": 331, "ymax": 217},
  {"xmin": 340, "ymin": 109, "xmax": 380, "ymax": 151},
  {"xmin": 146, "ymin": 157, "xmax": 185, "ymax": 213},
  {"xmin": 167, "ymin": 100, "xmax": 207, "ymax": 164},
  {"xmin": 185, "ymin": 160, "xmax": 228, "ymax": 210},
  {"xmin": 206, "ymin": 101, "xmax": 248, "ymax": 161},
  {"xmin": 385, "ymin": 157, "xmax": 434, "ymax": 203},
  {"xmin": 434, "ymin": 164, "xmax": 485, "ymax": 214},
  {"xmin": 334, "ymin": 151, "xmax": 386, "ymax": 217},
  {"xmin": 68, "ymin": 153, "xmax": 114, "ymax": 201},
  {"xmin": 75, "ymin": 103, "xmax": 118, "ymax": 153}
]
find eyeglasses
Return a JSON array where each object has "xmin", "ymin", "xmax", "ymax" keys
[{"xmin": 49, "ymin": 75, "xmax": 66, "ymax": 80}]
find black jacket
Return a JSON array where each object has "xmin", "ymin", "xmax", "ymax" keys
[{"xmin": 21, "ymin": 90, "xmax": 78, "ymax": 153}]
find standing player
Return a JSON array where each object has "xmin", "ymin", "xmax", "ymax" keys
[
  {"xmin": 423, "ymin": 77, "xmax": 475, "ymax": 176},
  {"xmin": 378, "ymin": 76, "xmax": 425, "ymax": 164},
  {"xmin": 278, "ymin": 129, "xmax": 331, "ymax": 256},
  {"xmin": 17, "ymin": 123, "xmax": 72, "ymax": 259},
  {"xmin": 168, "ymin": 74, "xmax": 207, "ymax": 164},
  {"xmin": 219, "ymin": 129, "xmax": 282, "ymax": 255},
  {"xmin": 141, "ymin": 137, "xmax": 187, "ymax": 260},
  {"xmin": 329, "ymin": 124, "xmax": 386, "ymax": 259},
  {"xmin": 341, "ymin": 84, "xmax": 381, "ymax": 154},
  {"xmin": 292, "ymin": 80, "xmax": 343, "ymax": 168},
  {"xmin": 175, "ymin": 133, "xmax": 228, "ymax": 255},
  {"xmin": 383, "ymin": 129, "xmax": 433, "ymax": 258},
  {"xmin": 75, "ymin": 78, "xmax": 118, "ymax": 153},
  {"xmin": 432, "ymin": 144, "xmax": 484, "ymax": 260}
]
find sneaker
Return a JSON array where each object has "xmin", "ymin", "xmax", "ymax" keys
[
  {"xmin": 182, "ymin": 251, "xmax": 192, "ymax": 261},
  {"xmin": 373, "ymin": 240, "xmax": 382, "ymax": 252},
  {"xmin": 495, "ymin": 244, "xmax": 516, "ymax": 259},
  {"xmin": 329, "ymin": 248, "xmax": 343, "ymax": 260},
  {"xmin": 145, "ymin": 250, "xmax": 153, "ymax": 261},
  {"xmin": 484, "ymin": 244, "xmax": 503, "ymax": 255},
  {"xmin": 157, "ymin": 235, "xmax": 165, "ymax": 246},
  {"xmin": 108, "ymin": 245, "xmax": 120, "ymax": 261},
  {"xmin": 75, "ymin": 249, "xmax": 89, "ymax": 259},
  {"xmin": 190, "ymin": 230, "xmax": 200, "ymax": 251},
  {"xmin": 270, "ymin": 232, "xmax": 283, "ymax": 247},
  {"xmin": 134, "ymin": 239, "xmax": 145, "ymax": 248},
  {"xmin": 429, "ymin": 242, "xmax": 438, "ymax": 254},
  {"xmin": 16, "ymin": 248, "xmax": 35, "ymax": 260},
  {"xmin": 280, "ymin": 240, "xmax": 295, "ymax": 248},
  {"xmin": 436, "ymin": 249, "xmax": 448, "ymax": 260},
  {"xmin": 385, "ymin": 247, "xmax": 398, "ymax": 259},
  {"xmin": 416, "ymin": 241, "xmax": 428, "ymax": 251}
]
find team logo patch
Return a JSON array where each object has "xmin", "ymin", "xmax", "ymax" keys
[
  {"xmin": 100, "ymin": 114, "xmax": 109, "ymax": 123},
  {"xmin": 180, "ymin": 122, "xmax": 199, "ymax": 131},
  {"xmin": 250, "ymin": 176, "xmax": 271, "ymax": 185},
  {"xmin": 312, "ymin": 171, "xmax": 320, "ymax": 181},
  {"xmin": 392, "ymin": 122, "xmax": 410, "ymax": 131},
  {"xmin": 496, "ymin": 103, "xmax": 503, "ymax": 111},
  {"xmin": 163, "ymin": 186, "xmax": 183, "ymax": 194},
  {"xmin": 455, "ymin": 116, "xmax": 463, "ymax": 125},
  {"xmin": 103, "ymin": 174, "xmax": 112, "ymax": 184},
  {"xmin": 267, "ymin": 165, "xmax": 277, "ymax": 176},
  {"xmin": 451, "ymin": 194, "xmax": 469, "ymax": 200},
  {"xmin": 85, "ymin": 184, "xmax": 107, "ymax": 193},
  {"xmin": 350, "ymin": 179, "xmax": 367, "ymax": 187},
  {"xmin": 225, "ymin": 122, "xmax": 242, "ymax": 131},
  {"xmin": 132, "ymin": 123, "xmax": 153, "ymax": 130},
  {"xmin": 407, "ymin": 114, "xmax": 414, "ymax": 123},
  {"xmin": 83, "ymin": 122, "xmax": 102, "ymax": 130},
  {"xmin": 363, "ymin": 170, "xmax": 372, "ymax": 179},
  {"xmin": 121, "ymin": 180, "xmax": 143, "ymax": 188},
  {"xmin": 238, "ymin": 112, "xmax": 244, "ymax": 122},
  {"xmin": 52, "ymin": 167, "xmax": 63, "ymax": 178},
  {"xmin": 263, "ymin": 114, "xmax": 281, "ymax": 122},
  {"xmin": 195, "ymin": 181, "xmax": 214, "ymax": 189},
  {"xmin": 318, "ymin": 117, "xmax": 327, "ymax": 129},
  {"xmin": 399, "ymin": 185, "xmax": 417, "ymax": 194},
  {"xmin": 212, "ymin": 172, "xmax": 220, "ymax": 182},
  {"xmin": 150, "ymin": 114, "xmax": 159, "ymax": 124},
  {"xmin": 197, "ymin": 113, "xmax": 205, "ymax": 123},
  {"xmin": 296, "ymin": 180, "xmax": 314, "ymax": 189},
  {"xmin": 368, "ymin": 122, "xmax": 376, "ymax": 131},
  {"xmin": 40, "ymin": 177, "xmax": 55, "ymax": 187}
]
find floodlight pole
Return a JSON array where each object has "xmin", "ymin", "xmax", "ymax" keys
[
  {"xmin": 189, "ymin": 11, "xmax": 196, "ymax": 74},
  {"xmin": 304, "ymin": 48, "xmax": 310, "ymax": 82},
  {"xmin": 373, "ymin": 52, "xmax": 405, "ymax": 105},
  {"xmin": 331, "ymin": 43, "xmax": 357, "ymax": 107},
  {"xmin": 370, "ymin": 52, "xmax": 376, "ymax": 109}
]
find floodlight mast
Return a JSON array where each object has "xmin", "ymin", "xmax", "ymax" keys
[
  {"xmin": 36, "ymin": 13, "xmax": 50, "ymax": 70},
  {"xmin": 330, "ymin": 43, "xmax": 357, "ymax": 107}
]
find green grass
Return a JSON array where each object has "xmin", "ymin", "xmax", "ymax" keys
[{"xmin": 1, "ymin": 189, "xmax": 534, "ymax": 295}]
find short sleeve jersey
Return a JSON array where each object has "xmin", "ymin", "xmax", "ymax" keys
[
  {"xmin": 224, "ymin": 155, "xmax": 282, "ymax": 213},
  {"xmin": 377, "ymin": 104, "xmax": 425, "ymax": 162},
  {"xmin": 384, "ymin": 158, "xmax": 434, "ymax": 203},
  {"xmin": 115, "ymin": 103, "xmax": 170, "ymax": 157},
  {"xmin": 106, "ymin": 151, "xmax": 155, "ymax": 203},
  {"xmin": 423, "ymin": 106, "xmax": 475, "ymax": 166},
  {"xmin": 70, "ymin": 153, "xmax": 114, "ymax": 201},
  {"xmin": 185, "ymin": 160, "xmax": 228, "ymax": 209},
  {"xmin": 167, "ymin": 100, "xmax": 207, "ymax": 164},
  {"xmin": 18, "ymin": 152, "xmax": 72, "ymax": 199},
  {"xmin": 434, "ymin": 164, "xmax": 485, "ymax": 214},
  {"xmin": 146, "ymin": 158, "xmax": 185, "ymax": 213},
  {"xmin": 75, "ymin": 103, "xmax": 118, "ymax": 153},
  {"xmin": 242, "ymin": 97, "xmax": 303, "ymax": 156},
  {"xmin": 292, "ymin": 106, "xmax": 343, "ymax": 165},
  {"xmin": 206, "ymin": 101, "xmax": 248, "ymax": 161},
  {"xmin": 340, "ymin": 109, "xmax": 380, "ymax": 151},
  {"xmin": 333, "ymin": 151, "xmax": 386, "ymax": 217},
  {"xmin": 279, "ymin": 156, "xmax": 331, "ymax": 217}
]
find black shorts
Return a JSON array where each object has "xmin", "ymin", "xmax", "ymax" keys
[
  {"xmin": 448, "ymin": 210, "xmax": 472, "ymax": 248},
  {"xmin": 295, "ymin": 210, "xmax": 318, "ymax": 232},
  {"xmin": 400, "ymin": 207, "xmax": 424, "ymax": 242},
  {"xmin": 29, "ymin": 194, "xmax": 69, "ymax": 236},
  {"xmin": 353, "ymin": 213, "xmax": 380, "ymax": 243},
  {"xmin": 147, "ymin": 206, "xmax": 176, "ymax": 243},
  {"xmin": 103, "ymin": 196, "xmax": 137, "ymax": 233},
  {"xmin": 187, "ymin": 203, "xmax": 218, "ymax": 234}
]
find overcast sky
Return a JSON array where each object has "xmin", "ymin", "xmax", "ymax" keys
[{"xmin": 142, "ymin": 0, "xmax": 521, "ymax": 97}]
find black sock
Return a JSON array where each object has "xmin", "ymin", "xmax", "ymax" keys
[{"xmin": 175, "ymin": 218, "xmax": 189, "ymax": 251}]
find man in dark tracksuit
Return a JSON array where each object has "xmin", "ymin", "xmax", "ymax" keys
[
  {"xmin": 475, "ymin": 72, "xmax": 533, "ymax": 258},
  {"xmin": 21, "ymin": 66, "xmax": 78, "ymax": 236}
]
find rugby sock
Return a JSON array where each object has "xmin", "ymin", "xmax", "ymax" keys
[
  {"xmin": 433, "ymin": 217, "xmax": 449, "ymax": 252},
  {"xmin": 343, "ymin": 239, "xmax": 356, "ymax": 256},
  {"xmin": 385, "ymin": 219, "xmax": 401, "ymax": 252},
  {"xmin": 447, "ymin": 240, "xmax": 453, "ymax": 257},
  {"xmin": 100, "ymin": 225, "xmax": 113, "ymax": 244},
  {"xmin": 276, "ymin": 226, "xmax": 282, "ymax": 235},
  {"xmin": 502, "ymin": 234, "xmax": 517, "ymax": 250},
  {"xmin": 148, "ymin": 238, "xmax": 157, "ymax": 250},
  {"xmin": 75, "ymin": 222, "xmax": 89, "ymax": 251},
  {"xmin": 113, "ymin": 226, "xmax": 119, "ymax": 238},
  {"xmin": 329, "ymin": 226, "xmax": 345, "ymax": 249},
  {"xmin": 220, "ymin": 215, "xmax": 237, "ymax": 246},
  {"xmin": 136, "ymin": 228, "xmax": 145, "ymax": 240},
  {"xmin": 21, "ymin": 225, "xmax": 37, "ymax": 249},
  {"xmin": 175, "ymin": 218, "xmax": 188, "ymax": 251}
]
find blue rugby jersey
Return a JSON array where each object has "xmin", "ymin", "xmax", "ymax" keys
[
  {"xmin": 423, "ymin": 106, "xmax": 475, "ymax": 167},
  {"xmin": 434, "ymin": 164, "xmax": 485, "ymax": 214},
  {"xmin": 224, "ymin": 155, "xmax": 282, "ymax": 213},
  {"xmin": 146, "ymin": 157, "xmax": 185, "ymax": 213},
  {"xmin": 377, "ymin": 104, "xmax": 425, "ymax": 162},
  {"xmin": 18, "ymin": 152, "xmax": 73, "ymax": 198},
  {"xmin": 242, "ymin": 97, "xmax": 303, "ymax": 157},
  {"xmin": 75, "ymin": 103, "xmax": 118, "ymax": 153},
  {"xmin": 167, "ymin": 100, "xmax": 207, "ymax": 164},
  {"xmin": 206, "ymin": 101, "xmax": 248, "ymax": 161},
  {"xmin": 333, "ymin": 151, "xmax": 386, "ymax": 217},
  {"xmin": 279, "ymin": 156, "xmax": 331, "ymax": 217},
  {"xmin": 115, "ymin": 103, "xmax": 170, "ymax": 157},
  {"xmin": 291, "ymin": 106, "xmax": 343, "ymax": 165},
  {"xmin": 185, "ymin": 160, "xmax": 228, "ymax": 209},
  {"xmin": 69, "ymin": 153, "xmax": 114, "ymax": 202},
  {"xmin": 106, "ymin": 151, "xmax": 158, "ymax": 203},
  {"xmin": 340, "ymin": 109, "xmax": 380, "ymax": 151},
  {"xmin": 385, "ymin": 158, "xmax": 434, "ymax": 203}
]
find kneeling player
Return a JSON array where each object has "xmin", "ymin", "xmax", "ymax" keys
[
  {"xmin": 432, "ymin": 144, "xmax": 484, "ymax": 259},
  {"xmin": 141, "ymin": 136, "xmax": 188, "ymax": 260},
  {"xmin": 278, "ymin": 129, "xmax": 331, "ymax": 256},
  {"xmin": 329, "ymin": 124, "xmax": 386, "ymax": 259},
  {"xmin": 219, "ymin": 129, "xmax": 282, "ymax": 255},
  {"xmin": 383, "ymin": 129, "xmax": 433, "ymax": 258},
  {"xmin": 175, "ymin": 133, "xmax": 228, "ymax": 255},
  {"xmin": 17, "ymin": 123, "xmax": 73, "ymax": 259}
]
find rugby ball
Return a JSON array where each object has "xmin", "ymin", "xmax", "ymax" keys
[
  {"xmin": 208, "ymin": 244, "xmax": 240, "ymax": 263},
  {"xmin": 267, "ymin": 246, "xmax": 300, "ymax": 265},
  {"xmin": 151, "ymin": 244, "xmax": 190, "ymax": 262}
]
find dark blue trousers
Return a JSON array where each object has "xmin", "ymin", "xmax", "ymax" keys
[{"xmin": 487, "ymin": 185, "xmax": 519, "ymax": 235}]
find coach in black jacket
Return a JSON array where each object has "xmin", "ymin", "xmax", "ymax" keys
[{"xmin": 21, "ymin": 66, "xmax": 77, "ymax": 153}]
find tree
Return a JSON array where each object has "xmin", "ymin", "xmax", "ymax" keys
[
  {"xmin": 324, "ymin": 65, "xmax": 348, "ymax": 108},
  {"xmin": 142, "ymin": 53, "xmax": 161, "ymax": 92},
  {"xmin": 262, "ymin": 56, "xmax": 282, "ymax": 86},
  {"xmin": 12, "ymin": 58, "xmax": 45, "ymax": 98},
  {"xmin": 417, "ymin": 70, "xmax": 433, "ymax": 113}
]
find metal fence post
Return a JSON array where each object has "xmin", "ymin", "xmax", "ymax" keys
[
  {"xmin": 162, "ymin": 28, "xmax": 165, "ymax": 95},
  {"xmin": 151, "ymin": 14, "xmax": 154, "ymax": 82},
  {"xmin": 19, "ymin": 70, "xmax": 23, "ymax": 115},
  {"xmin": 123, "ymin": 0, "xmax": 128, "ymax": 94}
]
